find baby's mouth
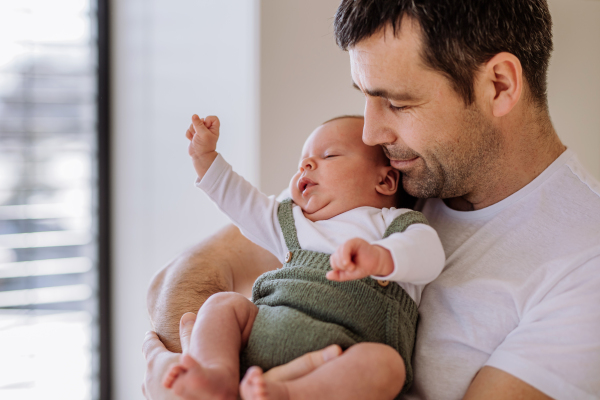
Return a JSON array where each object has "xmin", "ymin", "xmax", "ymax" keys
[{"xmin": 298, "ymin": 177, "xmax": 317, "ymax": 195}]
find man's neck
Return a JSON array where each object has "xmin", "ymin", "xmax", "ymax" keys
[{"xmin": 444, "ymin": 113, "xmax": 566, "ymax": 212}]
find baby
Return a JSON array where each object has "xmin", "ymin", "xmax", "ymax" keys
[{"xmin": 163, "ymin": 115, "xmax": 445, "ymax": 400}]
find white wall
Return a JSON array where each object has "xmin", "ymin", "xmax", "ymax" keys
[
  {"xmin": 111, "ymin": 1, "xmax": 599, "ymax": 399},
  {"xmin": 111, "ymin": 1, "xmax": 259, "ymax": 399}
]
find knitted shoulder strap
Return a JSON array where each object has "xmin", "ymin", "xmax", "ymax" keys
[
  {"xmin": 277, "ymin": 198, "xmax": 301, "ymax": 251},
  {"xmin": 383, "ymin": 210, "xmax": 430, "ymax": 239}
]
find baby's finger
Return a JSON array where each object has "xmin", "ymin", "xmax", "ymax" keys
[
  {"xmin": 332, "ymin": 268, "xmax": 370, "ymax": 282},
  {"xmin": 338, "ymin": 241, "xmax": 358, "ymax": 271},
  {"xmin": 326, "ymin": 270, "xmax": 341, "ymax": 281},
  {"xmin": 329, "ymin": 252, "xmax": 342, "ymax": 270},
  {"xmin": 204, "ymin": 115, "xmax": 220, "ymax": 132},
  {"xmin": 191, "ymin": 114, "xmax": 208, "ymax": 132},
  {"xmin": 185, "ymin": 124, "xmax": 195, "ymax": 140}
]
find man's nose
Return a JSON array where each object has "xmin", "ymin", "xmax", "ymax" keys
[{"xmin": 363, "ymin": 99, "xmax": 397, "ymax": 146}]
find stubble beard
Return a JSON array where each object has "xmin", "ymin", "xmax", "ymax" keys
[{"xmin": 385, "ymin": 105, "xmax": 503, "ymax": 200}]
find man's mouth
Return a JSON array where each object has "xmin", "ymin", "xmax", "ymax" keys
[
  {"xmin": 390, "ymin": 157, "xmax": 419, "ymax": 169},
  {"xmin": 298, "ymin": 177, "xmax": 317, "ymax": 195},
  {"xmin": 382, "ymin": 146, "xmax": 420, "ymax": 169}
]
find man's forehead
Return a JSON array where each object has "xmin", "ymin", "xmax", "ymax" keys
[
  {"xmin": 349, "ymin": 20, "xmax": 425, "ymax": 76},
  {"xmin": 348, "ymin": 26, "xmax": 444, "ymax": 101}
]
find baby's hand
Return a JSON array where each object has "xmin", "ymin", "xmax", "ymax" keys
[
  {"xmin": 186, "ymin": 114, "xmax": 220, "ymax": 179},
  {"xmin": 327, "ymin": 238, "xmax": 394, "ymax": 282}
]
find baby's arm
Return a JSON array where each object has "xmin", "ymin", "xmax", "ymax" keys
[
  {"xmin": 185, "ymin": 113, "xmax": 285, "ymax": 260},
  {"xmin": 186, "ymin": 114, "xmax": 220, "ymax": 179},
  {"xmin": 328, "ymin": 223, "xmax": 445, "ymax": 284}
]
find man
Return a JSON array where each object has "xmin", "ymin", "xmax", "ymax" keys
[{"xmin": 143, "ymin": 1, "xmax": 600, "ymax": 399}]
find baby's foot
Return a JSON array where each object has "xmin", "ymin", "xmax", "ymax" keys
[
  {"xmin": 163, "ymin": 361, "xmax": 185, "ymax": 389},
  {"xmin": 163, "ymin": 353, "xmax": 238, "ymax": 400},
  {"xmin": 240, "ymin": 366, "xmax": 289, "ymax": 400}
]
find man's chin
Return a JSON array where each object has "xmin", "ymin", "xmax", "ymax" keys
[{"xmin": 402, "ymin": 175, "xmax": 442, "ymax": 199}]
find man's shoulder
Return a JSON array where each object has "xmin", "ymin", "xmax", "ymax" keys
[
  {"xmin": 559, "ymin": 153, "xmax": 600, "ymax": 204},
  {"xmin": 541, "ymin": 153, "xmax": 600, "ymax": 229}
]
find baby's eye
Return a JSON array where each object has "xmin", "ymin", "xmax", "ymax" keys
[{"xmin": 325, "ymin": 154, "xmax": 338, "ymax": 159}]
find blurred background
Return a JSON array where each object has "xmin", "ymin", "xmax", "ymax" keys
[{"xmin": 0, "ymin": 0, "xmax": 598, "ymax": 399}]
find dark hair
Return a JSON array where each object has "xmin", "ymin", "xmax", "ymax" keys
[{"xmin": 334, "ymin": 0, "xmax": 553, "ymax": 108}]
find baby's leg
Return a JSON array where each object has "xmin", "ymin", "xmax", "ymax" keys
[
  {"xmin": 240, "ymin": 342, "xmax": 405, "ymax": 400},
  {"xmin": 164, "ymin": 292, "xmax": 259, "ymax": 400}
]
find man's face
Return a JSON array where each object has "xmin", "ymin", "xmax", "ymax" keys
[{"xmin": 350, "ymin": 19, "xmax": 502, "ymax": 200}]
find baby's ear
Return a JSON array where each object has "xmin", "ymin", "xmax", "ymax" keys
[{"xmin": 375, "ymin": 166, "xmax": 400, "ymax": 196}]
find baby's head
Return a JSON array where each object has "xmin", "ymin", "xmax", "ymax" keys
[{"xmin": 290, "ymin": 116, "xmax": 400, "ymax": 222}]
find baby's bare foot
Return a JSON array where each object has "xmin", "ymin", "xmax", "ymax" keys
[
  {"xmin": 163, "ymin": 362, "xmax": 185, "ymax": 389},
  {"xmin": 163, "ymin": 353, "xmax": 238, "ymax": 400},
  {"xmin": 240, "ymin": 366, "xmax": 289, "ymax": 400}
]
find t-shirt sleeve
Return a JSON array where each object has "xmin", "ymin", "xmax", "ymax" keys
[
  {"xmin": 485, "ymin": 253, "xmax": 600, "ymax": 399},
  {"xmin": 196, "ymin": 153, "xmax": 285, "ymax": 261},
  {"xmin": 371, "ymin": 223, "xmax": 445, "ymax": 285}
]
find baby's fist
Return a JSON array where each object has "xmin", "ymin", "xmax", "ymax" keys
[
  {"xmin": 327, "ymin": 238, "xmax": 394, "ymax": 282},
  {"xmin": 187, "ymin": 114, "xmax": 220, "ymax": 160},
  {"xmin": 186, "ymin": 114, "xmax": 220, "ymax": 179}
]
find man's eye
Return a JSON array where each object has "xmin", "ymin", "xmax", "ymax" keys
[{"xmin": 389, "ymin": 103, "xmax": 408, "ymax": 112}]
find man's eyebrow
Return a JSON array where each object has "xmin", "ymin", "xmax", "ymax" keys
[{"xmin": 352, "ymin": 81, "xmax": 417, "ymax": 102}]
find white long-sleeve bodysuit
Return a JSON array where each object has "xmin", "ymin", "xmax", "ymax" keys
[{"xmin": 197, "ymin": 154, "xmax": 445, "ymax": 305}]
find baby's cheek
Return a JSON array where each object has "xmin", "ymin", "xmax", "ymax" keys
[
  {"xmin": 338, "ymin": 169, "xmax": 369, "ymax": 192},
  {"xmin": 288, "ymin": 175, "xmax": 303, "ymax": 203}
]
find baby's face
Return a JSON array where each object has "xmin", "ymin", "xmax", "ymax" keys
[{"xmin": 289, "ymin": 117, "xmax": 397, "ymax": 222}]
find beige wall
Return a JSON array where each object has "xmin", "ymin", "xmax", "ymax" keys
[
  {"xmin": 259, "ymin": 0, "xmax": 364, "ymax": 196},
  {"xmin": 258, "ymin": 0, "xmax": 600, "ymax": 196},
  {"xmin": 547, "ymin": 0, "xmax": 600, "ymax": 179}
]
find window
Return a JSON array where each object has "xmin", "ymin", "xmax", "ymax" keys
[{"xmin": 0, "ymin": 1, "xmax": 109, "ymax": 399}]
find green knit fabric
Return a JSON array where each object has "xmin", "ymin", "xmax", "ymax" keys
[{"xmin": 240, "ymin": 199, "xmax": 429, "ymax": 395}]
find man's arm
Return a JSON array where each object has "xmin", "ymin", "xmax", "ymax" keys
[
  {"xmin": 147, "ymin": 224, "xmax": 280, "ymax": 352},
  {"xmin": 463, "ymin": 367, "xmax": 551, "ymax": 400}
]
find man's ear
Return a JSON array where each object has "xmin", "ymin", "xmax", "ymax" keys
[
  {"xmin": 481, "ymin": 52, "xmax": 523, "ymax": 117},
  {"xmin": 375, "ymin": 167, "xmax": 400, "ymax": 196}
]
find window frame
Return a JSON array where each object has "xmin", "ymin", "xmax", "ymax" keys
[{"xmin": 97, "ymin": 0, "xmax": 111, "ymax": 398}]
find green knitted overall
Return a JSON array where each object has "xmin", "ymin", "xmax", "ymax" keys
[{"xmin": 239, "ymin": 199, "xmax": 429, "ymax": 394}]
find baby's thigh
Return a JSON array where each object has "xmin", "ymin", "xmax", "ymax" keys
[
  {"xmin": 345, "ymin": 342, "xmax": 406, "ymax": 383},
  {"xmin": 199, "ymin": 292, "xmax": 259, "ymax": 338},
  {"xmin": 284, "ymin": 342, "xmax": 406, "ymax": 400}
]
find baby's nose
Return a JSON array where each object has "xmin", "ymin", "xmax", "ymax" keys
[{"xmin": 303, "ymin": 158, "xmax": 315, "ymax": 170}]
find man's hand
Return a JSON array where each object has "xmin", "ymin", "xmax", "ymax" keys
[
  {"xmin": 327, "ymin": 238, "xmax": 394, "ymax": 281},
  {"xmin": 261, "ymin": 344, "xmax": 342, "ymax": 382},
  {"xmin": 186, "ymin": 114, "xmax": 220, "ymax": 179},
  {"xmin": 142, "ymin": 313, "xmax": 197, "ymax": 400}
]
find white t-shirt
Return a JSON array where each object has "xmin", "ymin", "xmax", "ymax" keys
[
  {"xmin": 405, "ymin": 149, "xmax": 600, "ymax": 400},
  {"xmin": 197, "ymin": 154, "xmax": 445, "ymax": 305}
]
